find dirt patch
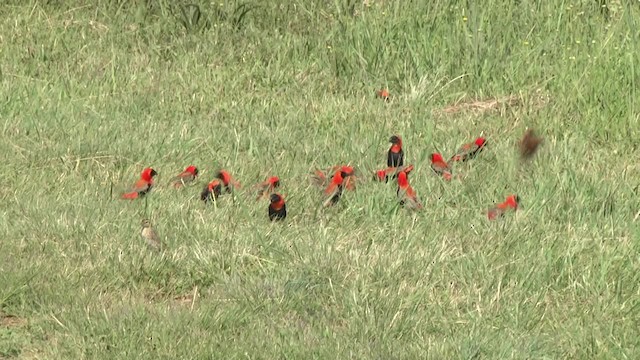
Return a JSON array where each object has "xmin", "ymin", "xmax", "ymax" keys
[
  {"xmin": 173, "ymin": 294, "xmax": 196, "ymax": 307},
  {"xmin": 0, "ymin": 313, "xmax": 28, "ymax": 328},
  {"xmin": 171, "ymin": 287, "xmax": 200, "ymax": 309}
]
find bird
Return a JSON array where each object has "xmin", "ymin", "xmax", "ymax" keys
[
  {"xmin": 373, "ymin": 164, "xmax": 414, "ymax": 183},
  {"xmin": 387, "ymin": 135, "xmax": 404, "ymax": 167},
  {"xmin": 141, "ymin": 219, "xmax": 163, "ymax": 252},
  {"xmin": 171, "ymin": 165, "xmax": 199, "ymax": 188},
  {"xmin": 487, "ymin": 195, "xmax": 520, "ymax": 220},
  {"xmin": 311, "ymin": 165, "xmax": 357, "ymax": 191},
  {"xmin": 519, "ymin": 128, "xmax": 543, "ymax": 160},
  {"xmin": 121, "ymin": 167, "xmax": 158, "ymax": 199},
  {"xmin": 450, "ymin": 137, "xmax": 487, "ymax": 162},
  {"xmin": 310, "ymin": 169, "xmax": 330, "ymax": 188},
  {"xmin": 253, "ymin": 176, "xmax": 280, "ymax": 200},
  {"xmin": 396, "ymin": 169, "xmax": 423, "ymax": 210},
  {"xmin": 376, "ymin": 88, "xmax": 390, "ymax": 101},
  {"xmin": 268, "ymin": 193, "xmax": 287, "ymax": 221},
  {"xmin": 339, "ymin": 165, "xmax": 358, "ymax": 191},
  {"xmin": 430, "ymin": 153, "xmax": 452, "ymax": 181},
  {"xmin": 215, "ymin": 170, "xmax": 241, "ymax": 193},
  {"xmin": 201, "ymin": 179, "xmax": 222, "ymax": 203},
  {"xmin": 323, "ymin": 170, "xmax": 350, "ymax": 207}
]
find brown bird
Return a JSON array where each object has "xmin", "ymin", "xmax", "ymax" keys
[
  {"xmin": 519, "ymin": 128, "xmax": 543, "ymax": 160},
  {"xmin": 141, "ymin": 219, "xmax": 163, "ymax": 252}
]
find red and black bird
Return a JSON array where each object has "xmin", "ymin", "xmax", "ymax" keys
[
  {"xmin": 450, "ymin": 137, "xmax": 487, "ymax": 162},
  {"xmin": 376, "ymin": 88, "xmax": 390, "ymax": 101},
  {"xmin": 268, "ymin": 193, "xmax": 287, "ymax": 221},
  {"xmin": 430, "ymin": 153, "xmax": 452, "ymax": 181},
  {"xmin": 396, "ymin": 169, "xmax": 423, "ymax": 210},
  {"xmin": 387, "ymin": 135, "xmax": 404, "ymax": 167},
  {"xmin": 323, "ymin": 170, "xmax": 350, "ymax": 207},
  {"xmin": 201, "ymin": 179, "xmax": 222, "ymax": 203},
  {"xmin": 253, "ymin": 176, "xmax": 280, "ymax": 200},
  {"xmin": 311, "ymin": 165, "xmax": 357, "ymax": 191},
  {"xmin": 487, "ymin": 195, "xmax": 520, "ymax": 220},
  {"xmin": 171, "ymin": 165, "xmax": 199, "ymax": 188},
  {"xmin": 373, "ymin": 164, "xmax": 414, "ymax": 183},
  {"xmin": 121, "ymin": 167, "xmax": 158, "ymax": 200},
  {"xmin": 215, "ymin": 170, "xmax": 241, "ymax": 193}
]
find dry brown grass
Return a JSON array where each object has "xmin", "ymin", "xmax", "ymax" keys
[
  {"xmin": 435, "ymin": 95, "xmax": 521, "ymax": 116},
  {"xmin": 0, "ymin": 312, "xmax": 28, "ymax": 328},
  {"xmin": 434, "ymin": 90, "xmax": 550, "ymax": 117}
]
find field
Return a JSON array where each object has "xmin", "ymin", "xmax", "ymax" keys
[{"xmin": 1, "ymin": 0, "xmax": 639, "ymax": 358}]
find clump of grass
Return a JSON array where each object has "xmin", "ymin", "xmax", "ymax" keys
[{"xmin": 177, "ymin": 4, "xmax": 207, "ymax": 33}]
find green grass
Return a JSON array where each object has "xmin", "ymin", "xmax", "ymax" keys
[{"xmin": 1, "ymin": 0, "xmax": 639, "ymax": 358}]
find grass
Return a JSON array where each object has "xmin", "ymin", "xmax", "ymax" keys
[{"xmin": 0, "ymin": 0, "xmax": 639, "ymax": 358}]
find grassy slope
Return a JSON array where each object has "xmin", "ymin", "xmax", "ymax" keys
[{"xmin": 0, "ymin": 0, "xmax": 639, "ymax": 358}]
